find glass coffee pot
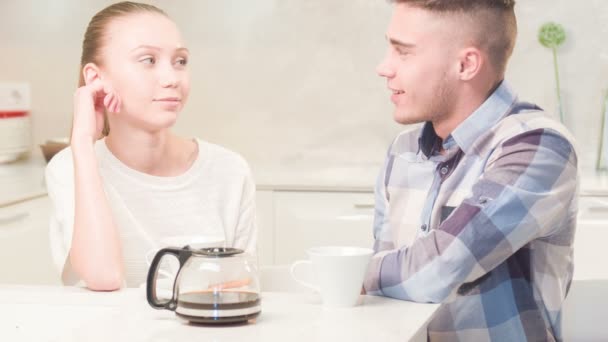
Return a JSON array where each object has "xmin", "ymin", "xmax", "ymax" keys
[{"xmin": 146, "ymin": 246, "xmax": 261, "ymax": 324}]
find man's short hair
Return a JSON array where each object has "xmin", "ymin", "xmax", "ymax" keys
[{"xmin": 391, "ymin": 0, "xmax": 517, "ymax": 76}]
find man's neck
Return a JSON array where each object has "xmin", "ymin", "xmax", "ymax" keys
[{"xmin": 432, "ymin": 79, "xmax": 502, "ymax": 140}]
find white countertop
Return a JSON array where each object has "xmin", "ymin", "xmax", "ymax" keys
[
  {"xmin": 0, "ymin": 155, "xmax": 47, "ymax": 207},
  {"xmin": 0, "ymin": 285, "xmax": 439, "ymax": 342}
]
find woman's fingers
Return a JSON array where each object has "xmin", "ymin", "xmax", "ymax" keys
[
  {"xmin": 99, "ymin": 89, "xmax": 122, "ymax": 114},
  {"xmin": 110, "ymin": 94, "xmax": 121, "ymax": 113},
  {"xmin": 72, "ymin": 80, "xmax": 106, "ymax": 143},
  {"xmin": 100, "ymin": 88, "xmax": 121, "ymax": 114},
  {"xmin": 103, "ymin": 92, "xmax": 113, "ymax": 109},
  {"xmin": 114, "ymin": 96, "xmax": 121, "ymax": 113}
]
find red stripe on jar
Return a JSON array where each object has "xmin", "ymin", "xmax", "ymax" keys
[{"xmin": 0, "ymin": 111, "xmax": 28, "ymax": 119}]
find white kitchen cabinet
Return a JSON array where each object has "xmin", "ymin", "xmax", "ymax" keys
[
  {"xmin": 562, "ymin": 196, "xmax": 608, "ymax": 340},
  {"xmin": 574, "ymin": 195, "xmax": 608, "ymax": 280},
  {"xmin": 255, "ymin": 190, "xmax": 275, "ymax": 266},
  {"xmin": 0, "ymin": 196, "xmax": 60, "ymax": 285},
  {"xmin": 256, "ymin": 190, "xmax": 608, "ymax": 274},
  {"xmin": 273, "ymin": 191, "xmax": 375, "ymax": 265}
]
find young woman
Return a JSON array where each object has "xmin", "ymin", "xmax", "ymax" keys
[{"xmin": 45, "ymin": 1, "xmax": 257, "ymax": 291}]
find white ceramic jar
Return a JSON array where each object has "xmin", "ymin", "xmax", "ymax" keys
[{"xmin": 0, "ymin": 83, "xmax": 31, "ymax": 163}]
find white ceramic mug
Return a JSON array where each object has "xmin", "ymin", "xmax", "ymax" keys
[{"xmin": 290, "ymin": 246, "xmax": 374, "ymax": 308}]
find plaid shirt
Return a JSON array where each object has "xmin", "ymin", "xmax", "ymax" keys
[{"xmin": 363, "ymin": 81, "xmax": 578, "ymax": 342}]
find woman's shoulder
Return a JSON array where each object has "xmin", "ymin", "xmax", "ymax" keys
[
  {"xmin": 45, "ymin": 145, "xmax": 74, "ymax": 183},
  {"xmin": 45, "ymin": 140, "xmax": 106, "ymax": 184},
  {"xmin": 196, "ymin": 138, "xmax": 251, "ymax": 172}
]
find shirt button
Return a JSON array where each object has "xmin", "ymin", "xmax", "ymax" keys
[
  {"xmin": 440, "ymin": 166, "xmax": 449, "ymax": 175},
  {"xmin": 421, "ymin": 224, "xmax": 427, "ymax": 232}
]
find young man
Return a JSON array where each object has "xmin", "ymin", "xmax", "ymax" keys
[{"xmin": 363, "ymin": 1, "xmax": 578, "ymax": 341}]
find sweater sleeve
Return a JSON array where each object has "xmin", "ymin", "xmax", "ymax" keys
[
  {"xmin": 232, "ymin": 166, "xmax": 258, "ymax": 255},
  {"xmin": 45, "ymin": 148, "xmax": 81, "ymax": 285}
]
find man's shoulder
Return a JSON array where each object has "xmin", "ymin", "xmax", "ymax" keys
[
  {"xmin": 472, "ymin": 109, "xmax": 579, "ymax": 165},
  {"xmin": 492, "ymin": 109, "xmax": 577, "ymax": 149}
]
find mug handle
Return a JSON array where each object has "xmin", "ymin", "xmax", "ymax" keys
[
  {"xmin": 146, "ymin": 247, "xmax": 192, "ymax": 311},
  {"xmin": 289, "ymin": 260, "xmax": 319, "ymax": 292}
]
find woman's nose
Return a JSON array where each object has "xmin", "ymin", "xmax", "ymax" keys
[{"xmin": 159, "ymin": 64, "xmax": 179, "ymax": 88}]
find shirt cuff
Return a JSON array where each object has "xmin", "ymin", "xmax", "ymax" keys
[{"xmin": 363, "ymin": 250, "xmax": 392, "ymax": 295}]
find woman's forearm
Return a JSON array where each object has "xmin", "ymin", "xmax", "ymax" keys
[{"xmin": 70, "ymin": 140, "xmax": 124, "ymax": 291}]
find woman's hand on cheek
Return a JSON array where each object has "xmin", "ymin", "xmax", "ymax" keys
[
  {"xmin": 102, "ymin": 84, "xmax": 121, "ymax": 114},
  {"xmin": 71, "ymin": 80, "xmax": 120, "ymax": 145}
]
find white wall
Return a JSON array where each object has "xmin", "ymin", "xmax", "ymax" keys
[
  {"xmin": 509, "ymin": 0, "xmax": 608, "ymax": 171},
  {"xmin": 0, "ymin": 0, "xmax": 606, "ymax": 179}
]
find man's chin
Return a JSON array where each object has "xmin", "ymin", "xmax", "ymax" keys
[{"xmin": 393, "ymin": 111, "xmax": 424, "ymax": 125}]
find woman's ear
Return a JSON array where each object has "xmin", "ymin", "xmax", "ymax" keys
[{"xmin": 82, "ymin": 63, "xmax": 101, "ymax": 86}]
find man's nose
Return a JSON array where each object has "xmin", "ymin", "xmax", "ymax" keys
[{"xmin": 376, "ymin": 53, "xmax": 395, "ymax": 78}]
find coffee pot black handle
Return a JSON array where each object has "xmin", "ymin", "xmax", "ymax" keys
[{"xmin": 146, "ymin": 247, "xmax": 193, "ymax": 310}]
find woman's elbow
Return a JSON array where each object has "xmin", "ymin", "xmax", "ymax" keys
[
  {"xmin": 84, "ymin": 272, "xmax": 124, "ymax": 291},
  {"xmin": 74, "ymin": 262, "xmax": 124, "ymax": 291},
  {"xmin": 69, "ymin": 252, "xmax": 124, "ymax": 291}
]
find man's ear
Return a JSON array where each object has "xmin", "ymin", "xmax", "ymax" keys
[
  {"xmin": 82, "ymin": 63, "xmax": 102, "ymax": 85},
  {"xmin": 458, "ymin": 47, "xmax": 483, "ymax": 81}
]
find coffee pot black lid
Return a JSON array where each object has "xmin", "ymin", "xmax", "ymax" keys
[{"xmin": 190, "ymin": 247, "xmax": 244, "ymax": 257}]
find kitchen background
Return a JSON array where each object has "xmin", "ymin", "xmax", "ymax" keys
[
  {"xmin": 1, "ymin": 0, "xmax": 608, "ymax": 182},
  {"xmin": 2, "ymin": 3, "xmax": 607, "ymax": 338}
]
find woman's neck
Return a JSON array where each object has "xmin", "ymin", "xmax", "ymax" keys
[{"xmin": 104, "ymin": 127, "xmax": 197, "ymax": 177}]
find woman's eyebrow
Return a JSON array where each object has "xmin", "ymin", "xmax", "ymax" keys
[
  {"xmin": 130, "ymin": 45, "xmax": 161, "ymax": 52},
  {"xmin": 129, "ymin": 45, "xmax": 189, "ymax": 54}
]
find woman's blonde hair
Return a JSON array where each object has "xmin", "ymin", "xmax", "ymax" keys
[{"xmin": 77, "ymin": 1, "xmax": 168, "ymax": 137}]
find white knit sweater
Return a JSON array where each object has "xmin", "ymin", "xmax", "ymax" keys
[{"xmin": 45, "ymin": 138, "xmax": 257, "ymax": 287}]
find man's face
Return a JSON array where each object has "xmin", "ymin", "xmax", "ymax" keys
[{"xmin": 377, "ymin": 4, "xmax": 460, "ymax": 125}]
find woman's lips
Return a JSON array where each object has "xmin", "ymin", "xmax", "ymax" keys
[
  {"xmin": 154, "ymin": 97, "xmax": 181, "ymax": 102},
  {"xmin": 153, "ymin": 97, "xmax": 181, "ymax": 110}
]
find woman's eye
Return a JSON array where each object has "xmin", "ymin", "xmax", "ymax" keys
[
  {"xmin": 141, "ymin": 57, "xmax": 155, "ymax": 64},
  {"xmin": 176, "ymin": 58, "xmax": 188, "ymax": 66}
]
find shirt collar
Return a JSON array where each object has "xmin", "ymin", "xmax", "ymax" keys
[{"xmin": 418, "ymin": 80, "xmax": 518, "ymax": 158}]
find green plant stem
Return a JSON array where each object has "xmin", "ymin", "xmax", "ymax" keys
[
  {"xmin": 552, "ymin": 47, "xmax": 565, "ymax": 123},
  {"xmin": 596, "ymin": 90, "xmax": 608, "ymax": 171}
]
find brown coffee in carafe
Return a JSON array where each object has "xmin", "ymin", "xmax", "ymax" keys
[{"xmin": 175, "ymin": 291, "xmax": 261, "ymax": 324}]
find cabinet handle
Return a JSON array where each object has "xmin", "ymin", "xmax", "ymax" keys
[
  {"xmin": 353, "ymin": 203, "xmax": 375, "ymax": 209},
  {"xmin": 337, "ymin": 214, "xmax": 374, "ymax": 221},
  {"xmin": 0, "ymin": 212, "xmax": 29, "ymax": 225}
]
